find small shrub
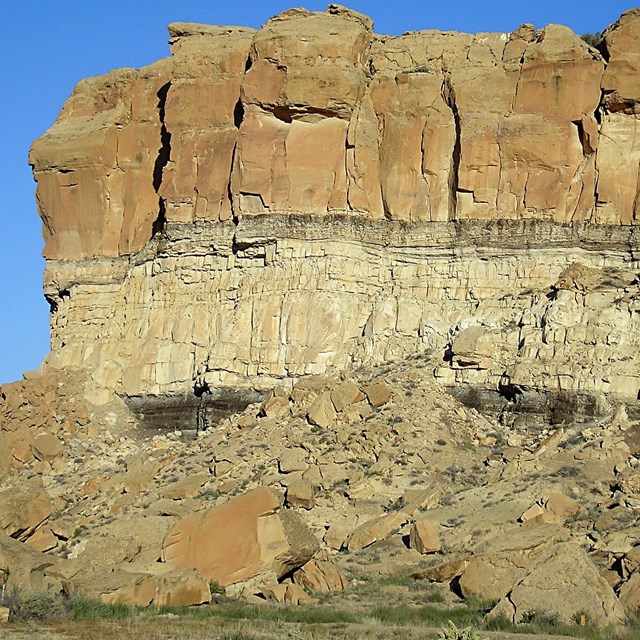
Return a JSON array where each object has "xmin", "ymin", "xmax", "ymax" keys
[
  {"xmin": 437, "ymin": 620, "xmax": 487, "ymax": 640},
  {"xmin": 69, "ymin": 594, "xmax": 134, "ymax": 620},
  {"xmin": 10, "ymin": 591, "xmax": 67, "ymax": 622},
  {"xmin": 210, "ymin": 581, "xmax": 226, "ymax": 596},
  {"xmin": 519, "ymin": 609, "xmax": 560, "ymax": 626},
  {"xmin": 581, "ymin": 32, "xmax": 603, "ymax": 47}
]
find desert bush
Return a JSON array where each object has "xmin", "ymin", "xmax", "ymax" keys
[
  {"xmin": 209, "ymin": 580, "xmax": 226, "ymax": 596},
  {"xmin": 9, "ymin": 591, "xmax": 67, "ymax": 621},
  {"xmin": 581, "ymin": 32, "xmax": 603, "ymax": 47},
  {"xmin": 69, "ymin": 594, "xmax": 134, "ymax": 620},
  {"xmin": 437, "ymin": 620, "xmax": 487, "ymax": 640}
]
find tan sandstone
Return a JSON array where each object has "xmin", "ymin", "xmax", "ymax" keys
[{"xmin": 162, "ymin": 487, "xmax": 318, "ymax": 585}]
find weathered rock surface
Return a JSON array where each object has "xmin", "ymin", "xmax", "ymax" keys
[
  {"xmin": 457, "ymin": 524, "xmax": 567, "ymax": 600},
  {"xmin": 63, "ymin": 563, "xmax": 211, "ymax": 607},
  {"xmin": 488, "ymin": 542, "xmax": 627, "ymax": 627},
  {"xmin": 0, "ymin": 535, "xmax": 60, "ymax": 593},
  {"xmin": 0, "ymin": 479, "xmax": 53, "ymax": 540},
  {"xmin": 162, "ymin": 486, "xmax": 318, "ymax": 585},
  {"xmin": 26, "ymin": 7, "xmax": 640, "ymax": 411},
  {"xmin": 409, "ymin": 519, "xmax": 441, "ymax": 555},
  {"xmin": 292, "ymin": 550, "xmax": 347, "ymax": 592}
]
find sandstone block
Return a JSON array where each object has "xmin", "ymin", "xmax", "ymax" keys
[
  {"xmin": 543, "ymin": 492, "xmax": 583, "ymax": 519},
  {"xmin": 279, "ymin": 448, "xmax": 308, "ymax": 473},
  {"xmin": 162, "ymin": 487, "xmax": 318, "ymax": 586},
  {"xmin": 307, "ymin": 392, "xmax": 337, "ymax": 428},
  {"xmin": 409, "ymin": 519, "xmax": 441, "ymax": 554},
  {"xmin": 292, "ymin": 551, "xmax": 347, "ymax": 592},
  {"xmin": 64, "ymin": 564, "xmax": 211, "ymax": 608},
  {"xmin": 31, "ymin": 433, "xmax": 63, "ymax": 462},
  {"xmin": 0, "ymin": 480, "xmax": 53, "ymax": 540},
  {"xmin": 261, "ymin": 391, "xmax": 291, "ymax": 418},
  {"xmin": 0, "ymin": 534, "xmax": 60, "ymax": 593},
  {"xmin": 124, "ymin": 452, "xmax": 162, "ymax": 495},
  {"xmin": 78, "ymin": 515, "xmax": 172, "ymax": 574},
  {"xmin": 25, "ymin": 526, "xmax": 58, "ymax": 553},
  {"xmin": 344, "ymin": 511, "xmax": 407, "ymax": 552},
  {"xmin": 412, "ymin": 557, "xmax": 471, "ymax": 583},
  {"xmin": 619, "ymin": 571, "xmax": 640, "ymax": 611},
  {"xmin": 260, "ymin": 582, "xmax": 312, "ymax": 605},
  {"xmin": 521, "ymin": 493, "xmax": 583, "ymax": 524},
  {"xmin": 330, "ymin": 379, "xmax": 363, "ymax": 412},
  {"xmin": 164, "ymin": 473, "xmax": 210, "ymax": 500},
  {"xmin": 363, "ymin": 380, "xmax": 392, "ymax": 408},
  {"xmin": 286, "ymin": 479, "xmax": 315, "ymax": 510},
  {"xmin": 488, "ymin": 542, "xmax": 626, "ymax": 627},
  {"xmin": 458, "ymin": 524, "xmax": 568, "ymax": 600},
  {"xmin": 11, "ymin": 441, "xmax": 33, "ymax": 464}
]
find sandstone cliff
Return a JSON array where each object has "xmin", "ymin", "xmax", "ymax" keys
[{"xmin": 28, "ymin": 6, "xmax": 640, "ymax": 409}]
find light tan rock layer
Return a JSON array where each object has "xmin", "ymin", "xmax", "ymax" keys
[{"xmin": 40, "ymin": 219, "xmax": 640, "ymax": 401}]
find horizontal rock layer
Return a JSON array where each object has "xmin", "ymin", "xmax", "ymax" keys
[
  {"xmin": 43, "ymin": 217, "xmax": 640, "ymax": 403},
  {"xmin": 28, "ymin": 6, "xmax": 640, "ymax": 403}
]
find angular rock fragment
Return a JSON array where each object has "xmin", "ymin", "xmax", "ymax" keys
[
  {"xmin": 409, "ymin": 519, "xmax": 441, "ymax": 554},
  {"xmin": 292, "ymin": 550, "xmax": 347, "ymax": 592},
  {"xmin": 162, "ymin": 487, "xmax": 318, "ymax": 586},
  {"xmin": 63, "ymin": 564, "xmax": 211, "ymax": 608}
]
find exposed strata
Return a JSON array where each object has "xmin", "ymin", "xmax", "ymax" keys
[{"xmin": 29, "ymin": 6, "xmax": 640, "ymax": 410}]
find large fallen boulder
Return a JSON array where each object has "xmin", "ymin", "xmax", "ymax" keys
[
  {"xmin": 74, "ymin": 515, "xmax": 174, "ymax": 573},
  {"xmin": 63, "ymin": 562, "xmax": 210, "ymax": 607},
  {"xmin": 488, "ymin": 542, "xmax": 626, "ymax": 627},
  {"xmin": 0, "ymin": 534, "xmax": 61, "ymax": 593},
  {"xmin": 458, "ymin": 523, "xmax": 567, "ymax": 600},
  {"xmin": 162, "ymin": 486, "xmax": 319, "ymax": 586},
  {"xmin": 0, "ymin": 480, "xmax": 53, "ymax": 541}
]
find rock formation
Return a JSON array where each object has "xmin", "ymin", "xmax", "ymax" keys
[
  {"xmin": 26, "ymin": 6, "xmax": 640, "ymax": 419},
  {"xmin": 3, "ymin": 3, "xmax": 640, "ymax": 629}
]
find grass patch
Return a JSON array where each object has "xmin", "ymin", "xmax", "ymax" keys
[
  {"xmin": 70, "ymin": 595, "xmax": 135, "ymax": 620},
  {"xmin": 4, "ymin": 590, "xmax": 640, "ymax": 640}
]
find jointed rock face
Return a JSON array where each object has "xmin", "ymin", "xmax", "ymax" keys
[
  {"xmin": 4, "ymin": 5, "xmax": 640, "ymax": 627},
  {"xmin": 28, "ymin": 6, "xmax": 640, "ymax": 411}
]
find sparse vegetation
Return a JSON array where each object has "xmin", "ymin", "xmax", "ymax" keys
[
  {"xmin": 581, "ymin": 32, "xmax": 603, "ymax": 47},
  {"xmin": 437, "ymin": 620, "xmax": 487, "ymax": 640}
]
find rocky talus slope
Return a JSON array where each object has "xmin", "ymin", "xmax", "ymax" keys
[
  {"xmin": 2, "ymin": 3, "xmax": 640, "ymax": 630},
  {"xmin": 27, "ymin": 5, "xmax": 640, "ymax": 412},
  {"xmin": 1, "ymin": 357, "xmax": 640, "ymax": 626}
]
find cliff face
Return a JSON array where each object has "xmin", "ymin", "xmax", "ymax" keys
[{"xmin": 28, "ymin": 6, "xmax": 640, "ymax": 408}]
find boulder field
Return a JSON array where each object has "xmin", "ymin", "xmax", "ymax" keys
[{"xmin": 1, "ymin": 357, "xmax": 640, "ymax": 626}]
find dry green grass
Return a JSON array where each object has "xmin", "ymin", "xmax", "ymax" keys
[{"xmin": 1, "ymin": 598, "xmax": 639, "ymax": 640}]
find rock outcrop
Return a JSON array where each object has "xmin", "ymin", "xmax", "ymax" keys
[{"xmin": 25, "ymin": 7, "xmax": 640, "ymax": 416}]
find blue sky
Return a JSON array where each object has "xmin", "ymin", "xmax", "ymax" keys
[{"xmin": 1, "ymin": 0, "xmax": 636, "ymax": 384}]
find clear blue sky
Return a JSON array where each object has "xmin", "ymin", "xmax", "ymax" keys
[{"xmin": 1, "ymin": 0, "xmax": 636, "ymax": 385}]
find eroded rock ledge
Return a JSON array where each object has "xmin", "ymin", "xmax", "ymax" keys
[{"xmin": 28, "ymin": 6, "xmax": 640, "ymax": 408}]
